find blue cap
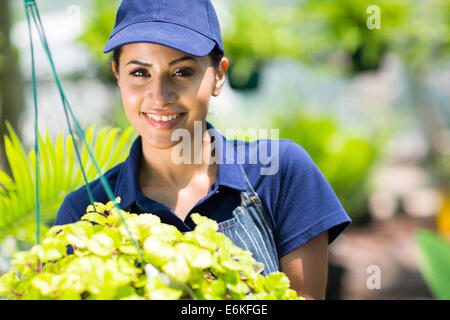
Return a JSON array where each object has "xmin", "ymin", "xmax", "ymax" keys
[{"xmin": 103, "ymin": 0, "xmax": 224, "ymax": 57}]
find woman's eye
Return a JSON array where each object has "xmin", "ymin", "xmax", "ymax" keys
[
  {"xmin": 129, "ymin": 68, "xmax": 149, "ymax": 78},
  {"xmin": 173, "ymin": 68, "xmax": 194, "ymax": 78},
  {"xmin": 127, "ymin": 68, "xmax": 193, "ymax": 79}
]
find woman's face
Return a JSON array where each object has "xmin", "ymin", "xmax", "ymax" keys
[{"xmin": 112, "ymin": 42, "xmax": 227, "ymax": 149}]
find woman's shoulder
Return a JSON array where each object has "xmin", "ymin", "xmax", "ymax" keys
[
  {"xmin": 237, "ymin": 138, "xmax": 314, "ymax": 174},
  {"xmin": 235, "ymin": 138, "xmax": 316, "ymax": 202}
]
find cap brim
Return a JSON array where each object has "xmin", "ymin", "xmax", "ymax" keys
[{"xmin": 103, "ymin": 21, "xmax": 217, "ymax": 56}]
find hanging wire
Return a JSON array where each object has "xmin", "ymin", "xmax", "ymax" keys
[
  {"xmin": 26, "ymin": 1, "xmax": 96, "ymax": 208},
  {"xmin": 24, "ymin": 0, "xmax": 40, "ymax": 244},
  {"xmin": 22, "ymin": 0, "xmax": 146, "ymax": 265}
]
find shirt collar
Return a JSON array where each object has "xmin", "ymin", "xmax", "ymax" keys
[
  {"xmin": 207, "ymin": 121, "xmax": 248, "ymax": 192},
  {"xmin": 115, "ymin": 121, "xmax": 247, "ymax": 210}
]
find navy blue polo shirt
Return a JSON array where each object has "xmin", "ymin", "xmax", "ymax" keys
[{"xmin": 55, "ymin": 122, "xmax": 351, "ymax": 258}]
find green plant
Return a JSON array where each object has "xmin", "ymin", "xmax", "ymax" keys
[
  {"xmin": 415, "ymin": 230, "xmax": 450, "ymax": 299},
  {"xmin": 0, "ymin": 198, "xmax": 302, "ymax": 300},
  {"xmin": 0, "ymin": 123, "xmax": 137, "ymax": 244}
]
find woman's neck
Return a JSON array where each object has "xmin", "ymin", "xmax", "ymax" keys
[{"xmin": 139, "ymin": 127, "xmax": 216, "ymax": 190}]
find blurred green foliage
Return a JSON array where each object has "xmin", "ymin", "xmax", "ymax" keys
[
  {"xmin": 222, "ymin": 0, "xmax": 304, "ymax": 86},
  {"xmin": 296, "ymin": 0, "xmax": 410, "ymax": 73},
  {"xmin": 223, "ymin": 0, "xmax": 303, "ymax": 61},
  {"xmin": 77, "ymin": 0, "xmax": 120, "ymax": 83},
  {"xmin": 387, "ymin": 0, "xmax": 450, "ymax": 69},
  {"xmin": 415, "ymin": 230, "xmax": 450, "ymax": 299},
  {"xmin": 223, "ymin": 0, "xmax": 450, "ymax": 80}
]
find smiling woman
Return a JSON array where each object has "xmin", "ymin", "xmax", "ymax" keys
[
  {"xmin": 109, "ymin": 42, "xmax": 228, "ymax": 221},
  {"xmin": 54, "ymin": 0, "xmax": 352, "ymax": 300},
  {"xmin": 110, "ymin": 42, "xmax": 226, "ymax": 149}
]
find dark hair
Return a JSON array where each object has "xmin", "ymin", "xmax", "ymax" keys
[
  {"xmin": 111, "ymin": 44, "xmax": 224, "ymax": 71},
  {"xmin": 208, "ymin": 45, "xmax": 224, "ymax": 68},
  {"xmin": 112, "ymin": 46, "xmax": 122, "ymax": 70}
]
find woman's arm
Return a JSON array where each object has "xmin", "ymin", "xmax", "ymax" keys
[{"xmin": 280, "ymin": 230, "xmax": 329, "ymax": 300}]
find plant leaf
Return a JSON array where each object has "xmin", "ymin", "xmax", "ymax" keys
[
  {"xmin": 99, "ymin": 127, "xmax": 119, "ymax": 168},
  {"xmin": 4, "ymin": 137, "xmax": 29, "ymax": 213},
  {"xmin": 107, "ymin": 126, "xmax": 136, "ymax": 168},
  {"xmin": 64, "ymin": 135, "xmax": 75, "ymax": 191},
  {"xmin": 415, "ymin": 230, "xmax": 450, "ymax": 299},
  {"xmin": 84, "ymin": 126, "xmax": 107, "ymax": 179},
  {"xmin": 0, "ymin": 170, "xmax": 14, "ymax": 190}
]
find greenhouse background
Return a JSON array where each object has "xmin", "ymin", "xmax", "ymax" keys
[{"xmin": 0, "ymin": 0, "xmax": 449, "ymax": 299}]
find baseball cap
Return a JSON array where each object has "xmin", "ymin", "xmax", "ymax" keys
[{"xmin": 103, "ymin": 0, "xmax": 225, "ymax": 57}]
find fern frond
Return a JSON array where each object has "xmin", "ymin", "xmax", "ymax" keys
[{"xmin": 0, "ymin": 124, "xmax": 137, "ymax": 244}]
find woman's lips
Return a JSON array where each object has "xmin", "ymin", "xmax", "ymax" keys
[{"xmin": 142, "ymin": 112, "xmax": 186, "ymax": 129}]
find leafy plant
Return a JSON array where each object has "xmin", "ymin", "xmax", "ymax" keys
[
  {"xmin": 0, "ymin": 198, "xmax": 302, "ymax": 300},
  {"xmin": 0, "ymin": 123, "xmax": 137, "ymax": 243},
  {"xmin": 415, "ymin": 230, "xmax": 450, "ymax": 299}
]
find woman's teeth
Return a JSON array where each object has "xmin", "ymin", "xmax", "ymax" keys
[{"xmin": 146, "ymin": 113, "xmax": 183, "ymax": 122}]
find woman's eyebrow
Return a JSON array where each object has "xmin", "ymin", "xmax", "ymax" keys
[
  {"xmin": 125, "ymin": 56, "xmax": 197, "ymax": 68},
  {"xmin": 168, "ymin": 56, "xmax": 197, "ymax": 66},
  {"xmin": 126, "ymin": 60, "xmax": 151, "ymax": 67}
]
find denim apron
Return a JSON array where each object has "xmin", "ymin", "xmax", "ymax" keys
[
  {"xmin": 126, "ymin": 161, "xmax": 281, "ymax": 275},
  {"xmin": 217, "ymin": 164, "xmax": 280, "ymax": 276}
]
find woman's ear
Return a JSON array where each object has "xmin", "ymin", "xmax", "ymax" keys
[
  {"xmin": 111, "ymin": 61, "xmax": 120, "ymax": 85},
  {"xmin": 212, "ymin": 57, "xmax": 229, "ymax": 97}
]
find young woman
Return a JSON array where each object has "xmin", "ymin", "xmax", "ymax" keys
[{"xmin": 55, "ymin": 0, "xmax": 352, "ymax": 300}]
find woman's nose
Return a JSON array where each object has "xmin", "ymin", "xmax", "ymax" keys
[{"xmin": 146, "ymin": 76, "xmax": 177, "ymax": 107}]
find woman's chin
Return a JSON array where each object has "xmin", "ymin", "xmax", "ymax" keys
[{"xmin": 141, "ymin": 133, "xmax": 184, "ymax": 151}]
